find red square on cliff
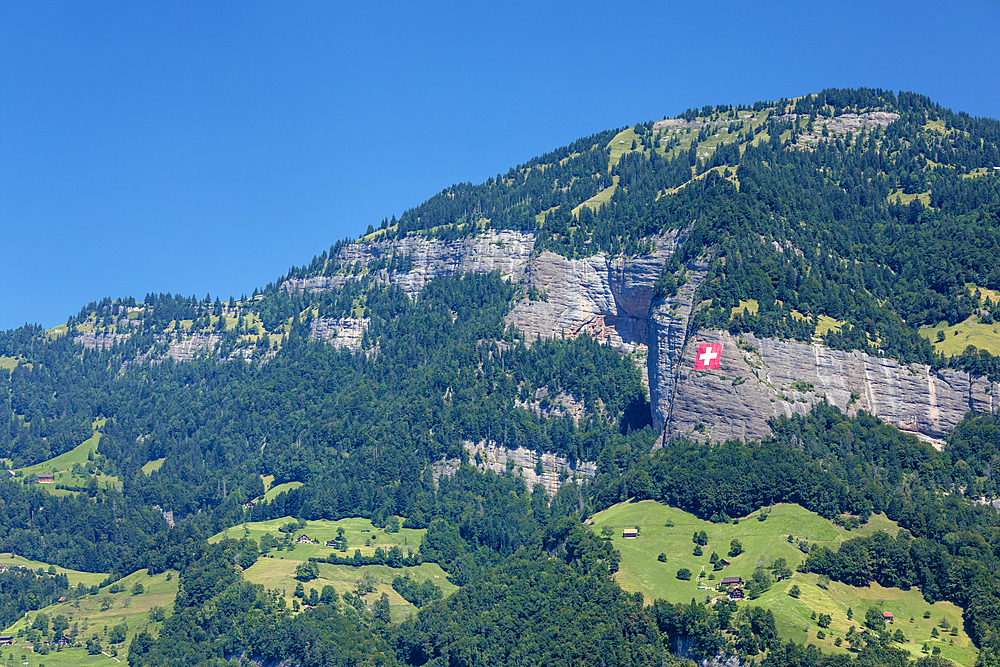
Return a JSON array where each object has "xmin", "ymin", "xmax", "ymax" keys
[{"xmin": 694, "ymin": 342, "xmax": 723, "ymax": 370}]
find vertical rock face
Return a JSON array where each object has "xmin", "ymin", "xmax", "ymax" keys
[
  {"xmin": 505, "ymin": 230, "xmax": 686, "ymax": 354},
  {"xmin": 283, "ymin": 229, "xmax": 999, "ymax": 445},
  {"xmin": 309, "ymin": 317, "xmax": 368, "ymax": 350},
  {"xmin": 662, "ymin": 330, "xmax": 999, "ymax": 446},
  {"xmin": 465, "ymin": 441, "xmax": 596, "ymax": 496},
  {"xmin": 282, "ymin": 230, "xmax": 536, "ymax": 298},
  {"xmin": 647, "ymin": 257, "xmax": 711, "ymax": 431}
]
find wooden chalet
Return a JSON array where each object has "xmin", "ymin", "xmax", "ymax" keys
[
  {"xmin": 37, "ymin": 474, "xmax": 55, "ymax": 484},
  {"xmin": 295, "ymin": 534, "xmax": 316, "ymax": 544},
  {"xmin": 0, "ymin": 636, "xmax": 13, "ymax": 645},
  {"xmin": 720, "ymin": 576, "xmax": 743, "ymax": 587},
  {"xmin": 324, "ymin": 540, "xmax": 338, "ymax": 547}
]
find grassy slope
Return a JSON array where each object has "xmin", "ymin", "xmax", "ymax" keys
[
  {"xmin": 140, "ymin": 458, "xmax": 165, "ymax": 475},
  {"xmin": 13, "ymin": 431, "xmax": 120, "ymax": 496},
  {"xmin": 256, "ymin": 481, "xmax": 303, "ymax": 503},
  {"xmin": 920, "ymin": 285, "xmax": 1000, "ymax": 357},
  {"xmin": 590, "ymin": 501, "xmax": 975, "ymax": 665},
  {"xmin": 17, "ymin": 432, "xmax": 101, "ymax": 478},
  {"xmin": 0, "ymin": 356, "xmax": 21, "ymax": 371},
  {"xmin": 0, "ymin": 553, "xmax": 107, "ymax": 588},
  {"xmin": 0, "ymin": 568, "xmax": 178, "ymax": 667},
  {"xmin": 210, "ymin": 517, "xmax": 453, "ymax": 621}
]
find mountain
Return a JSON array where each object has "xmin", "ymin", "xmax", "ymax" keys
[{"xmin": 3, "ymin": 88, "xmax": 1000, "ymax": 666}]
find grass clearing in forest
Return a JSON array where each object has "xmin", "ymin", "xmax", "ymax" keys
[
  {"xmin": 887, "ymin": 189, "xmax": 932, "ymax": 208},
  {"xmin": 0, "ymin": 553, "xmax": 107, "ymax": 588},
  {"xmin": 573, "ymin": 176, "xmax": 618, "ymax": 215},
  {"xmin": 256, "ymin": 481, "xmax": 304, "ymax": 502},
  {"xmin": 214, "ymin": 516, "xmax": 448, "ymax": 621},
  {"xmin": 920, "ymin": 316, "xmax": 1000, "ymax": 357},
  {"xmin": 141, "ymin": 458, "xmax": 165, "ymax": 476},
  {"xmin": 731, "ymin": 299, "xmax": 759, "ymax": 317},
  {"xmin": 0, "ymin": 568, "xmax": 178, "ymax": 667},
  {"xmin": 210, "ymin": 517, "xmax": 425, "ymax": 562},
  {"xmin": 755, "ymin": 574, "xmax": 974, "ymax": 665},
  {"xmin": 18, "ymin": 433, "xmax": 101, "ymax": 479},
  {"xmin": 590, "ymin": 501, "xmax": 974, "ymax": 664},
  {"xmin": 607, "ymin": 128, "xmax": 639, "ymax": 169}
]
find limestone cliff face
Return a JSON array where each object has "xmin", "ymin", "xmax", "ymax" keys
[
  {"xmin": 286, "ymin": 229, "xmax": 998, "ymax": 446},
  {"xmin": 662, "ymin": 330, "xmax": 998, "ymax": 446},
  {"xmin": 282, "ymin": 230, "xmax": 536, "ymax": 298}
]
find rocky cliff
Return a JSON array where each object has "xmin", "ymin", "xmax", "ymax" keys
[
  {"xmin": 279, "ymin": 228, "xmax": 1000, "ymax": 447},
  {"xmin": 663, "ymin": 331, "xmax": 998, "ymax": 447}
]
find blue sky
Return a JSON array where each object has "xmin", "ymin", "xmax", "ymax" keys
[{"xmin": 2, "ymin": 1, "xmax": 999, "ymax": 330}]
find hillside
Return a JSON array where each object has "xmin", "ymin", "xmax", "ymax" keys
[
  {"xmin": 0, "ymin": 88, "xmax": 1000, "ymax": 666},
  {"xmin": 591, "ymin": 501, "xmax": 976, "ymax": 665}
]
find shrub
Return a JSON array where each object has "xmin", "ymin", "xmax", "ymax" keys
[
  {"xmin": 728, "ymin": 539, "xmax": 743, "ymax": 557},
  {"xmin": 676, "ymin": 568, "xmax": 692, "ymax": 580}
]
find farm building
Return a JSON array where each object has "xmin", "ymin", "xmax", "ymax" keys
[
  {"xmin": 37, "ymin": 474, "xmax": 54, "ymax": 483},
  {"xmin": 720, "ymin": 576, "xmax": 743, "ymax": 587},
  {"xmin": 883, "ymin": 611, "xmax": 894, "ymax": 623},
  {"xmin": 622, "ymin": 528, "xmax": 638, "ymax": 539}
]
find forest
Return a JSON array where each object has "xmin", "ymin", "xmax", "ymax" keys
[{"xmin": 1, "ymin": 89, "xmax": 1000, "ymax": 665}]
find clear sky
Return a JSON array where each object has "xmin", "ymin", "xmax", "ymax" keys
[{"xmin": 2, "ymin": 1, "xmax": 998, "ymax": 330}]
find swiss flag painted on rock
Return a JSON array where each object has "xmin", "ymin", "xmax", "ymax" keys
[{"xmin": 694, "ymin": 342, "xmax": 723, "ymax": 370}]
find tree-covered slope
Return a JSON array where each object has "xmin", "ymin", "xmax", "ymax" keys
[{"xmin": 2, "ymin": 89, "xmax": 1000, "ymax": 666}]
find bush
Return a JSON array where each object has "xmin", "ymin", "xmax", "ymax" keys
[
  {"xmin": 676, "ymin": 568, "xmax": 692, "ymax": 580},
  {"xmin": 657, "ymin": 553, "xmax": 667, "ymax": 562},
  {"xmin": 728, "ymin": 539, "xmax": 743, "ymax": 557},
  {"xmin": 788, "ymin": 585, "xmax": 801, "ymax": 598}
]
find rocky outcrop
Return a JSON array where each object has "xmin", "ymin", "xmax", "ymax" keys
[
  {"xmin": 426, "ymin": 442, "xmax": 597, "ymax": 496},
  {"xmin": 165, "ymin": 334, "xmax": 222, "ymax": 361},
  {"xmin": 506, "ymin": 231, "xmax": 685, "ymax": 352},
  {"xmin": 74, "ymin": 332, "xmax": 131, "ymax": 350},
  {"xmin": 282, "ymin": 230, "xmax": 536, "ymax": 298},
  {"xmin": 647, "ymin": 257, "xmax": 711, "ymax": 430},
  {"xmin": 662, "ymin": 330, "xmax": 999, "ymax": 446},
  {"xmin": 309, "ymin": 317, "xmax": 367, "ymax": 350},
  {"xmin": 465, "ymin": 441, "xmax": 596, "ymax": 496},
  {"xmin": 292, "ymin": 227, "xmax": 998, "ymax": 447}
]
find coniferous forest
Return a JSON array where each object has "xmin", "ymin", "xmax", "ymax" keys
[{"xmin": 3, "ymin": 89, "xmax": 1000, "ymax": 666}]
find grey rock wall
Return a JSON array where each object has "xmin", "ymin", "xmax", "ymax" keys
[
  {"xmin": 282, "ymin": 230, "xmax": 536, "ymax": 298},
  {"xmin": 662, "ymin": 330, "xmax": 999, "ymax": 445},
  {"xmin": 235, "ymin": 228, "xmax": 1000, "ymax": 446}
]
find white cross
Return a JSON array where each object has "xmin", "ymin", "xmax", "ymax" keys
[{"xmin": 699, "ymin": 346, "xmax": 719, "ymax": 366}]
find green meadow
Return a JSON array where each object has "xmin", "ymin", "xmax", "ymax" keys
[
  {"xmin": 256, "ymin": 481, "xmax": 303, "ymax": 502},
  {"xmin": 12, "ymin": 431, "xmax": 120, "ymax": 496},
  {"xmin": 589, "ymin": 501, "xmax": 976, "ymax": 665},
  {"xmin": 140, "ymin": 458, "xmax": 165, "ymax": 476},
  {"xmin": 0, "ymin": 568, "xmax": 178, "ymax": 667},
  {"xmin": 17, "ymin": 433, "xmax": 101, "ymax": 479},
  {"xmin": 211, "ymin": 516, "xmax": 454, "ymax": 620},
  {"xmin": 0, "ymin": 553, "xmax": 107, "ymax": 589}
]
